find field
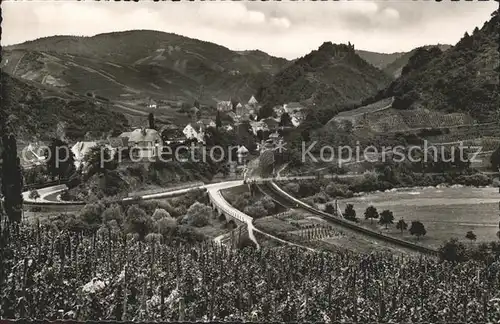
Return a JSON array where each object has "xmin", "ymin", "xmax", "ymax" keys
[
  {"xmin": 336, "ymin": 186, "xmax": 499, "ymax": 248},
  {"xmin": 2, "ymin": 223, "xmax": 499, "ymax": 322},
  {"xmin": 254, "ymin": 211, "xmax": 420, "ymax": 255}
]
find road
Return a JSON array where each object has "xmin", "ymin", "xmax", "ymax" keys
[{"xmin": 21, "ymin": 177, "xmax": 315, "ymax": 251}]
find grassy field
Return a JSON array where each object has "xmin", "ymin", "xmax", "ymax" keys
[
  {"xmin": 254, "ymin": 212, "xmax": 419, "ymax": 255},
  {"xmin": 336, "ymin": 186, "xmax": 499, "ymax": 248}
]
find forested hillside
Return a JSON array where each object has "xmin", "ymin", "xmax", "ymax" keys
[
  {"xmin": 365, "ymin": 10, "xmax": 499, "ymax": 121},
  {"xmin": 257, "ymin": 42, "xmax": 391, "ymax": 109},
  {"xmin": 1, "ymin": 72, "xmax": 129, "ymax": 141}
]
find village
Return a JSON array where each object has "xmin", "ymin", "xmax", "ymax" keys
[{"xmin": 20, "ymin": 95, "xmax": 306, "ymax": 179}]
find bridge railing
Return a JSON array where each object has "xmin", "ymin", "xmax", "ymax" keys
[{"xmin": 127, "ymin": 182, "xmax": 204, "ymax": 197}]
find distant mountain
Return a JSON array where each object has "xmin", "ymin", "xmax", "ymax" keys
[
  {"xmin": 382, "ymin": 44, "xmax": 452, "ymax": 78},
  {"xmin": 364, "ymin": 11, "xmax": 499, "ymax": 121},
  {"xmin": 2, "ymin": 30, "xmax": 289, "ymax": 105},
  {"xmin": 355, "ymin": 50, "xmax": 406, "ymax": 70},
  {"xmin": 0, "ymin": 71, "xmax": 129, "ymax": 142},
  {"xmin": 257, "ymin": 42, "xmax": 392, "ymax": 109},
  {"xmin": 7, "ymin": 30, "xmax": 289, "ymax": 75}
]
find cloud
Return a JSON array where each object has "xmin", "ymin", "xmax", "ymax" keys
[
  {"xmin": 270, "ymin": 17, "xmax": 291, "ymax": 29},
  {"xmin": 380, "ymin": 7, "xmax": 400, "ymax": 22},
  {"xmin": 1, "ymin": 1, "xmax": 497, "ymax": 59}
]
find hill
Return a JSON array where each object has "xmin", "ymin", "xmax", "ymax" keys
[
  {"xmin": 7, "ymin": 30, "xmax": 289, "ymax": 75},
  {"xmin": 383, "ymin": 44, "xmax": 453, "ymax": 78},
  {"xmin": 355, "ymin": 50, "xmax": 406, "ymax": 70},
  {"xmin": 257, "ymin": 42, "xmax": 392, "ymax": 109},
  {"xmin": 367, "ymin": 11, "xmax": 499, "ymax": 122},
  {"xmin": 0, "ymin": 71, "xmax": 129, "ymax": 142},
  {"xmin": 2, "ymin": 30, "xmax": 288, "ymax": 105}
]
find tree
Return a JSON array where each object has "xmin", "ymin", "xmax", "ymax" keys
[
  {"xmin": 344, "ymin": 204, "xmax": 357, "ymax": 222},
  {"xmin": 80, "ymin": 203, "xmax": 104, "ymax": 233},
  {"xmin": 439, "ymin": 238, "xmax": 467, "ymax": 263},
  {"xmin": 102, "ymin": 204, "xmax": 123, "ymax": 224},
  {"xmin": 29, "ymin": 190, "xmax": 40, "ymax": 201},
  {"xmin": 181, "ymin": 202, "xmax": 211, "ymax": 227},
  {"xmin": 260, "ymin": 196, "xmax": 276, "ymax": 214},
  {"xmin": 244, "ymin": 201, "xmax": 267, "ymax": 219},
  {"xmin": 396, "ymin": 219, "xmax": 408, "ymax": 234},
  {"xmin": 379, "ymin": 210, "xmax": 394, "ymax": 229},
  {"xmin": 216, "ymin": 110, "xmax": 222, "ymax": 129},
  {"xmin": 465, "ymin": 230, "xmax": 477, "ymax": 245},
  {"xmin": 325, "ymin": 203, "xmax": 336, "ymax": 215},
  {"xmin": 125, "ymin": 205, "xmax": 153, "ymax": 240},
  {"xmin": 148, "ymin": 112, "xmax": 155, "ymax": 130},
  {"xmin": 1, "ymin": 134, "xmax": 24, "ymax": 223},
  {"xmin": 491, "ymin": 146, "xmax": 500, "ymax": 171},
  {"xmin": 152, "ymin": 208, "xmax": 171, "ymax": 221},
  {"xmin": 364, "ymin": 205, "xmax": 379, "ymax": 224},
  {"xmin": 83, "ymin": 144, "xmax": 117, "ymax": 177},
  {"xmin": 45, "ymin": 138, "xmax": 75, "ymax": 180},
  {"xmin": 279, "ymin": 112, "xmax": 292, "ymax": 127},
  {"xmin": 258, "ymin": 104, "xmax": 274, "ymax": 119},
  {"xmin": 409, "ymin": 221, "xmax": 426, "ymax": 240}
]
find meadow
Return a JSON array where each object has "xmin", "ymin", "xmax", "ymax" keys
[{"xmin": 338, "ymin": 186, "xmax": 499, "ymax": 248}]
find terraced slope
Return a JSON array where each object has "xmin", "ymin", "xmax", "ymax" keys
[
  {"xmin": 365, "ymin": 11, "xmax": 499, "ymax": 121},
  {"xmin": 2, "ymin": 30, "xmax": 289, "ymax": 105}
]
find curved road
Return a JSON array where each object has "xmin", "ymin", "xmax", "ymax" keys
[{"xmin": 22, "ymin": 178, "xmax": 315, "ymax": 251}]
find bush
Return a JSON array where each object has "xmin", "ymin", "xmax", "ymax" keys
[
  {"xmin": 244, "ymin": 201, "xmax": 267, "ymax": 218},
  {"xmin": 439, "ymin": 238, "xmax": 468, "ymax": 263},
  {"xmin": 79, "ymin": 203, "xmax": 104, "ymax": 231},
  {"xmin": 324, "ymin": 182, "xmax": 350, "ymax": 198},
  {"xmin": 152, "ymin": 208, "xmax": 171, "ymax": 220},
  {"xmin": 125, "ymin": 205, "xmax": 154, "ymax": 240},
  {"xmin": 325, "ymin": 203, "xmax": 336, "ymax": 215},
  {"xmin": 283, "ymin": 182, "xmax": 300, "ymax": 195},
  {"xmin": 181, "ymin": 202, "xmax": 211, "ymax": 227},
  {"xmin": 457, "ymin": 173, "xmax": 491, "ymax": 187},
  {"xmin": 102, "ymin": 205, "xmax": 123, "ymax": 224},
  {"xmin": 260, "ymin": 196, "xmax": 276, "ymax": 214},
  {"xmin": 312, "ymin": 192, "xmax": 328, "ymax": 204}
]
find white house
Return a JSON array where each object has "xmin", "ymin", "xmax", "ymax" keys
[
  {"xmin": 237, "ymin": 145, "xmax": 249, "ymax": 165},
  {"xmin": 197, "ymin": 119, "xmax": 216, "ymax": 129},
  {"xmin": 250, "ymin": 121, "xmax": 269, "ymax": 136},
  {"xmin": 124, "ymin": 128, "xmax": 163, "ymax": 159},
  {"xmin": 235, "ymin": 102, "xmax": 245, "ymax": 116},
  {"xmin": 71, "ymin": 141, "xmax": 113, "ymax": 170},
  {"xmin": 147, "ymin": 99, "xmax": 158, "ymax": 109},
  {"xmin": 183, "ymin": 123, "xmax": 205, "ymax": 143},
  {"xmin": 223, "ymin": 125, "xmax": 234, "ymax": 132},
  {"xmin": 217, "ymin": 100, "xmax": 233, "ymax": 112},
  {"xmin": 283, "ymin": 102, "xmax": 304, "ymax": 113},
  {"xmin": 273, "ymin": 105, "xmax": 285, "ymax": 118},
  {"xmin": 248, "ymin": 95, "xmax": 258, "ymax": 106},
  {"xmin": 24, "ymin": 143, "xmax": 47, "ymax": 167}
]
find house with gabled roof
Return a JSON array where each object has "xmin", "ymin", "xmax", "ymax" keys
[
  {"xmin": 250, "ymin": 120, "xmax": 269, "ymax": 136},
  {"xmin": 283, "ymin": 102, "xmax": 304, "ymax": 113},
  {"xmin": 119, "ymin": 127, "xmax": 163, "ymax": 159},
  {"xmin": 183, "ymin": 123, "xmax": 206, "ymax": 143},
  {"xmin": 248, "ymin": 95, "xmax": 258, "ymax": 106},
  {"xmin": 197, "ymin": 118, "xmax": 216, "ymax": 129},
  {"xmin": 217, "ymin": 100, "xmax": 233, "ymax": 112},
  {"xmin": 237, "ymin": 145, "xmax": 249, "ymax": 165}
]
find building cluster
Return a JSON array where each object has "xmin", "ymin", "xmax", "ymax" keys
[{"xmin": 20, "ymin": 95, "xmax": 305, "ymax": 174}]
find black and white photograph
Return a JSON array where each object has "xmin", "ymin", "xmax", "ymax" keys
[{"xmin": 1, "ymin": 0, "xmax": 499, "ymax": 322}]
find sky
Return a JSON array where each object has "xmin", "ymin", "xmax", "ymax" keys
[{"xmin": 2, "ymin": 0, "xmax": 497, "ymax": 60}]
